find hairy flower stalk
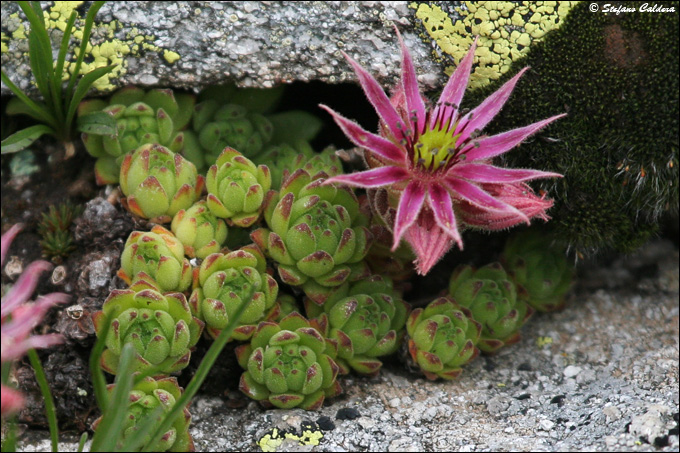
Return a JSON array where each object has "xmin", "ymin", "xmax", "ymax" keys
[{"xmin": 321, "ymin": 30, "xmax": 565, "ymax": 274}]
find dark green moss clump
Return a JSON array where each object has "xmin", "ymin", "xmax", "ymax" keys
[{"xmin": 463, "ymin": 1, "xmax": 678, "ymax": 255}]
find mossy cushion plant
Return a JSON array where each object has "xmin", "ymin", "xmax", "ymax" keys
[{"xmin": 464, "ymin": 1, "xmax": 678, "ymax": 255}]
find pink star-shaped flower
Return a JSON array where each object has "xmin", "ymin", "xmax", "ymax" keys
[{"xmin": 321, "ymin": 30, "xmax": 564, "ymax": 275}]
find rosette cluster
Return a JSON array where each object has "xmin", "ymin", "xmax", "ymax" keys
[{"xmin": 252, "ymin": 169, "xmax": 373, "ymax": 304}]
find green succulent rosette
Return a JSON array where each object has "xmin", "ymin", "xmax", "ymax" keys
[
  {"xmin": 79, "ymin": 86, "xmax": 195, "ymax": 185},
  {"xmin": 265, "ymin": 293, "xmax": 302, "ymax": 323},
  {"xmin": 120, "ymin": 144, "xmax": 204, "ymax": 223},
  {"xmin": 205, "ymin": 147, "xmax": 272, "ymax": 227},
  {"xmin": 448, "ymin": 262, "xmax": 533, "ymax": 353},
  {"xmin": 235, "ymin": 312, "xmax": 342, "ymax": 410},
  {"xmin": 501, "ymin": 229, "xmax": 574, "ymax": 312},
  {"xmin": 118, "ymin": 226, "xmax": 193, "ymax": 293},
  {"xmin": 255, "ymin": 142, "xmax": 343, "ymax": 190},
  {"xmin": 188, "ymin": 245, "xmax": 278, "ymax": 340},
  {"xmin": 91, "ymin": 375, "xmax": 194, "ymax": 452},
  {"xmin": 191, "ymin": 100, "xmax": 274, "ymax": 169},
  {"xmin": 406, "ymin": 297, "xmax": 481, "ymax": 380},
  {"xmin": 305, "ymin": 275, "xmax": 410, "ymax": 375},
  {"xmin": 171, "ymin": 201, "xmax": 228, "ymax": 259},
  {"xmin": 92, "ymin": 278, "xmax": 204, "ymax": 376},
  {"xmin": 251, "ymin": 169, "xmax": 373, "ymax": 305}
]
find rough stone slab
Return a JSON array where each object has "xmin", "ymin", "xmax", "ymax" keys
[
  {"xmin": 1, "ymin": 1, "xmax": 444, "ymax": 96},
  {"xmin": 18, "ymin": 239, "xmax": 680, "ymax": 452}
]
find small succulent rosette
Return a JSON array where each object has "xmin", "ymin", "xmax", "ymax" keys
[
  {"xmin": 251, "ymin": 169, "xmax": 373, "ymax": 305},
  {"xmin": 501, "ymin": 229, "xmax": 574, "ymax": 312},
  {"xmin": 91, "ymin": 375, "xmax": 194, "ymax": 452},
  {"xmin": 171, "ymin": 201, "xmax": 228, "ymax": 259},
  {"xmin": 448, "ymin": 262, "xmax": 533, "ymax": 353},
  {"xmin": 119, "ymin": 144, "xmax": 204, "ymax": 223},
  {"xmin": 189, "ymin": 245, "xmax": 278, "ymax": 340},
  {"xmin": 255, "ymin": 142, "xmax": 343, "ymax": 190},
  {"xmin": 205, "ymin": 147, "xmax": 272, "ymax": 227},
  {"xmin": 118, "ymin": 226, "xmax": 193, "ymax": 293},
  {"xmin": 406, "ymin": 297, "xmax": 481, "ymax": 380},
  {"xmin": 264, "ymin": 293, "xmax": 302, "ymax": 323},
  {"xmin": 79, "ymin": 86, "xmax": 195, "ymax": 185},
  {"xmin": 236, "ymin": 313, "xmax": 342, "ymax": 410},
  {"xmin": 192, "ymin": 100, "xmax": 274, "ymax": 169},
  {"xmin": 92, "ymin": 277, "xmax": 204, "ymax": 376},
  {"xmin": 305, "ymin": 275, "xmax": 410, "ymax": 375}
]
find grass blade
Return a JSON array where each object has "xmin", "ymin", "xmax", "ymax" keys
[
  {"xmin": 26, "ymin": 348, "xmax": 59, "ymax": 453},
  {"xmin": 19, "ymin": 2, "xmax": 55, "ymax": 110},
  {"xmin": 65, "ymin": 64, "xmax": 116, "ymax": 129},
  {"xmin": 142, "ymin": 287, "xmax": 255, "ymax": 451},
  {"xmin": 89, "ymin": 343, "xmax": 137, "ymax": 452},
  {"xmin": 1, "ymin": 124, "xmax": 54, "ymax": 154},
  {"xmin": 77, "ymin": 432, "xmax": 88, "ymax": 453},
  {"xmin": 65, "ymin": 1, "xmax": 107, "ymax": 101},
  {"xmin": 52, "ymin": 10, "xmax": 78, "ymax": 126},
  {"xmin": 1, "ymin": 70, "xmax": 58, "ymax": 129}
]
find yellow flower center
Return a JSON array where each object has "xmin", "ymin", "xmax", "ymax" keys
[{"xmin": 412, "ymin": 125, "xmax": 462, "ymax": 172}]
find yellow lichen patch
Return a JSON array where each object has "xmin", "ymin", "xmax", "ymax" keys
[
  {"xmin": 412, "ymin": 1, "xmax": 578, "ymax": 89},
  {"xmin": 4, "ymin": 2, "xmax": 182, "ymax": 92},
  {"xmin": 536, "ymin": 336, "xmax": 554, "ymax": 347},
  {"xmin": 257, "ymin": 426, "xmax": 324, "ymax": 452},
  {"xmin": 163, "ymin": 50, "xmax": 181, "ymax": 64}
]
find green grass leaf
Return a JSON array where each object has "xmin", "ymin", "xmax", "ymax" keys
[{"xmin": 1, "ymin": 124, "xmax": 54, "ymax": 154}]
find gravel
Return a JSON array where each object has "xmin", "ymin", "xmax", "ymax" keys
[{"xmin": 18, "ymin": 238, "xmax": 679, "ymax": 452}]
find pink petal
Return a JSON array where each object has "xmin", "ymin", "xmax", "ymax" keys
[
  {"xmin": 445, "ymin": 177, "xmax": 529, "ymax": 223},
  {"xmin": 449, "ymin": 163, "xmax": 562, "ymax": 183},
  {"xmin": 455, "ymin": 67, "xmax": 529, "ymax": 145},
  {"xmin": 396, "ymin": 27, "xmax": 426, "ymax": 135},
  {"xmin": 404, "ymin": 208, "xmax": 457, "ymax": 275},
  {"xmin": 434, "ymin": 37, "xmax": 478, "ymax": 130},
  {"xmin": 1, "ymin": 224, "xmax": 23, "ymax": 267},
  {"xmin": 392, "ymin": 181, "xmax": 426, "ymax": 250},
  {"xmin": 461, "ymin": 114, "xmax": 566, "ymax": 162},
  {"xmin": 1, "ymin": 293, "xmax": 69, "ymax": 343},
  {"xmin": 1, "ymin": 334, "xmax": 63, "ymax": 363},
  {"xmin": 458, "ymin": 183, "xmax": 554, "ymax": 230},
  {"xmin": 1, "ymin": 384, "xmax": 25, "ymax": 417},
  {"xmin": 319, "ymin": 105, "xmax": 406, "ymax": 164},
  {"xmin": 341, "ymin": 51, "xmax": 405, "ymax": 141},
  {"xmin": 1, "ymin": 260, "xmax": 53, "ymax": 317},
  {"xmin": 427, "ymin": 183, "xmax": 463, "ymax": 249},
  {"xmin": 324, "ymin": 166, "xmax": 409, "ymax": 188}
]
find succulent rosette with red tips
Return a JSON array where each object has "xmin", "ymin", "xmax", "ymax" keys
[
  {"xmin": 236, "ymin": 313, "xmax": 342, "ymax": 410},
  {"xmin": 406, "ymin": 297, "xmax": 481, "ymax": 380},
  {"xmin": 189, "ymin": 245, "xmax": 278, "ymax": 341},
  {"xmin": 448, "ymin": 262, "xmax": 533, "ymax": 352},
  {"xmin": 205, "ymin": 147, "xmax": 272, "ymax": 227},
  {"xmin": 118, "ymin": 226, "xmax": 193, "ymax": 294},
  {"xmin": 171, "ymin": 201, "xmax": 228, "ymax": 259},
  {"xmin": 92, "ymin": 277, "xmax": 204, "ymax": 376},
  {"xmin": 251, "ymin": 168, "xmax": 373, "ymax": 305},
  {"xmin": 119, "ymin": 144, "xmax": 204, "ymax": 223}
]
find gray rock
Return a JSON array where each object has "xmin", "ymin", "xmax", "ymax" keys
[{"xmin": 1, "ymin": 1, "xmax": 443, "ymax": 96}]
